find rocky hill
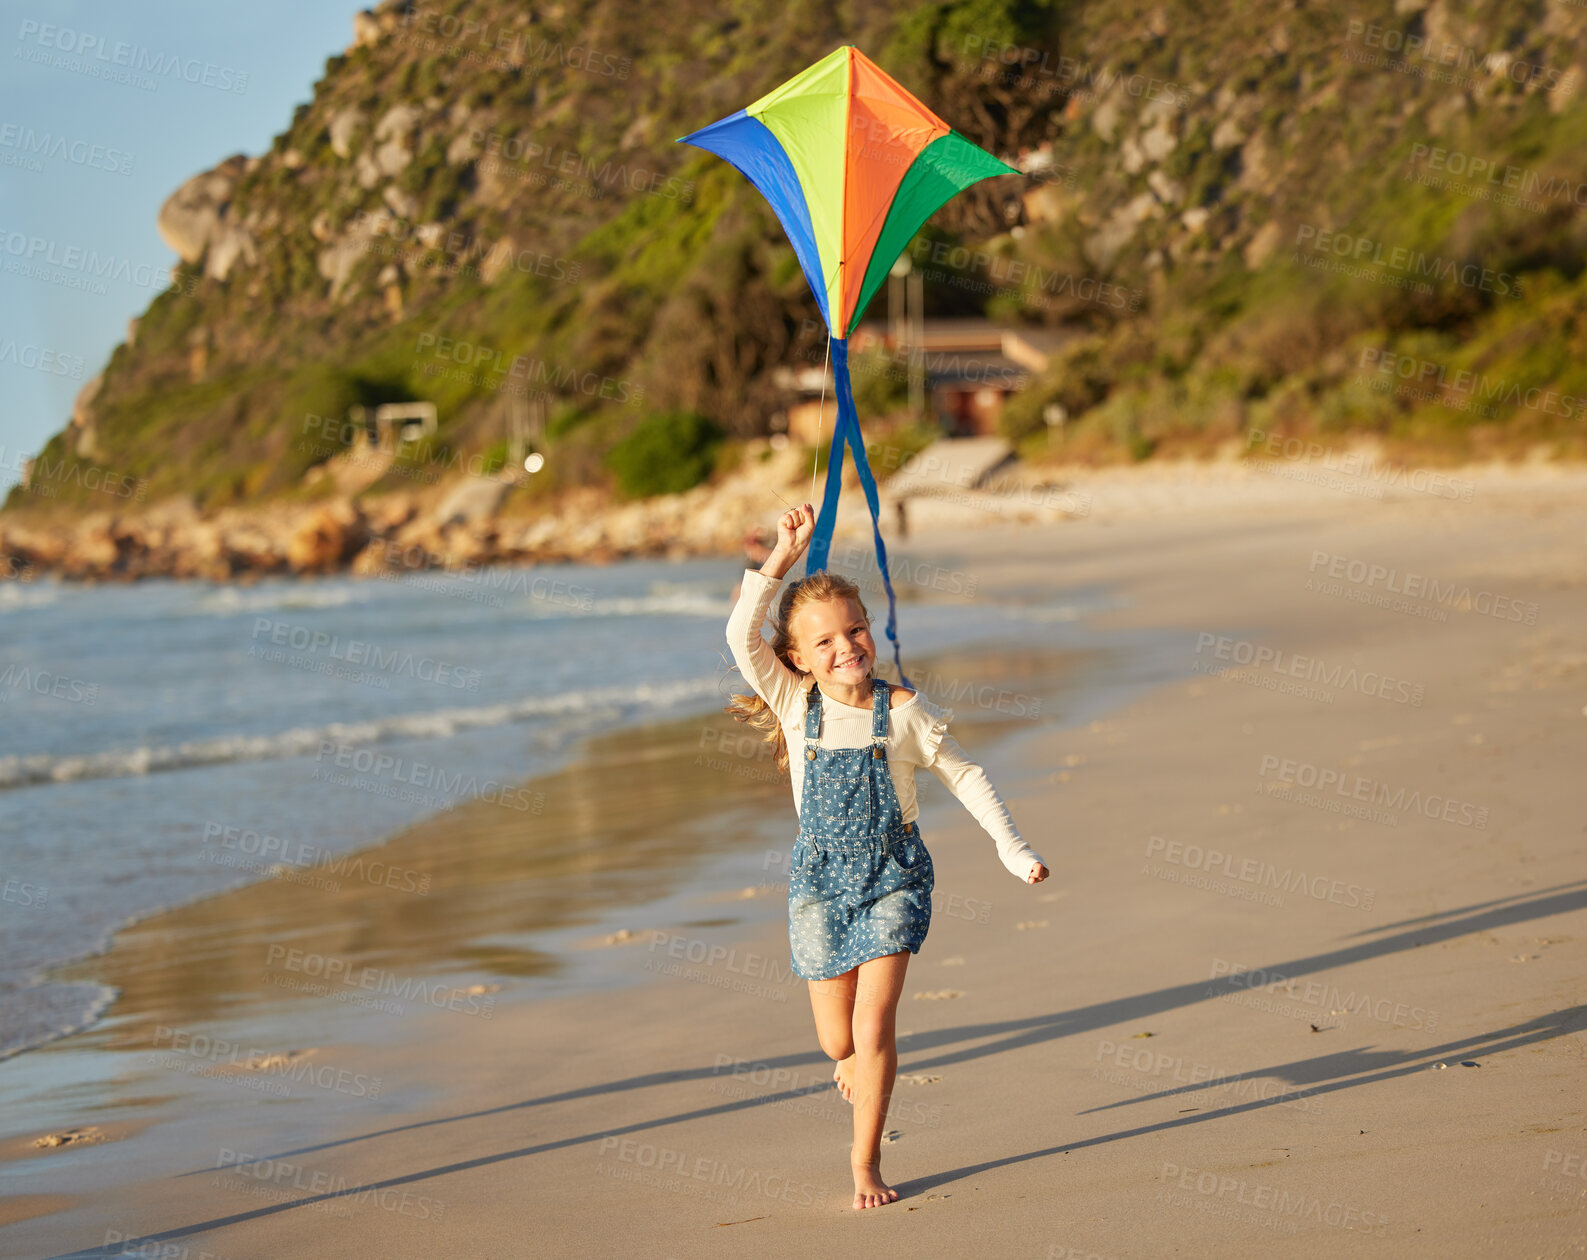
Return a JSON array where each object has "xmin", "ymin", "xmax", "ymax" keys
[{"xmin": 8, "ymin": 0, "xmax": 1587, "ymax": 571}]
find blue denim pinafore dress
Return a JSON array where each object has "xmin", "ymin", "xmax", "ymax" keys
[{"xmin": 787, "ymin": 677, "xmax": 934, "ymax": 981}]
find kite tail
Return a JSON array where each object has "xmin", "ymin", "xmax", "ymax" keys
[{"xmin": 803, "ymin": 338, "xmax": 913, "ymax": 690}]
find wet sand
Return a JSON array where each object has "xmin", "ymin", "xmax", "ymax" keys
[{"xmin": 5, "ymin": 462, "xmax": 1587, "ymax": 1258}]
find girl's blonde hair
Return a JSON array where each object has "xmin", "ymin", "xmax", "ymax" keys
[{"xmin": 724, "ymin": 570, "xmax": 874, "ymax": 776}]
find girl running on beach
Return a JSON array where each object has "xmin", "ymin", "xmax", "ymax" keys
[{"xmin": 725, "ymin": 502, "xmax": 1049, "ymax": 1211}]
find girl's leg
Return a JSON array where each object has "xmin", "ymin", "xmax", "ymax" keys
[
  {"xmin": 848, "ymin": 949, "xmax": 911, "ymax": 1209},
  {"xmin": 806, "ymin": 970, "xmax": 858, "ymax": 1063}
]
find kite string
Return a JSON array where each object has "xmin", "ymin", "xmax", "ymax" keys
[{"xmin": 811, "ymin": 334, "xmax": 831, "ymax": 507}]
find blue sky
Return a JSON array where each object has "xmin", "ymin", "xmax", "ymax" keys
[{"xmin": 0, "ymin": 0, "xmax": 368, "ymax": 495}]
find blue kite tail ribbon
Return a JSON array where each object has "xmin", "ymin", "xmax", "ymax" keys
[{"xmin": 802, "ymin": 337, "xmax": 913, "ymax": 689}]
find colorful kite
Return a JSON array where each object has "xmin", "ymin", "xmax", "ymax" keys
[{"xmin": 679, "ymin": 44, "xmax": 1017, "ymax": 685}]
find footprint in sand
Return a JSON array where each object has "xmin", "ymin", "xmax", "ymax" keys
[
  {"xmin": 34, "ymin": 1127, "xmax": 107, "ymax": 1149},
  {"xmin": 243, "ymin": 1050, "xmax": 312, "ymax": 1071},
  {"xmin": 880, "ymin": 1130, "xmax": 903, "ymax": 1144},
  {"xmin": 1015, "ymin": 920, "xmax": 1048, "ymax": 930},
  {"xmin": 939, "ymin": 956, "xmax": 965, "ymax": 966},
  {"xmin": 912, "ymin": 990, "xmax": 964, "ymax": 1001},
  {"xmin": 898, "ymin": 1073, "xmax": 941, "ymax": 1085},
  {"xmin": 595, "ymin": 927, "xmax": 664, "ymax": 947}
]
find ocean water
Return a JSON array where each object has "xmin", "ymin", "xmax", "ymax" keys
[{"xmin": 0, "ymin": 555, "xmax": 1118, "ymax": 1060}]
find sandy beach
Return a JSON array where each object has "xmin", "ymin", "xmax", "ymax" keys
[{"xmin": 4, "ymin": 460, "xmax": 1586, "ymax": 1259}]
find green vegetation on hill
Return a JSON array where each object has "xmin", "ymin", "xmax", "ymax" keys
[{"xmin": 12, "ymin": 0, "xmax": 1587, "ymax": 517}]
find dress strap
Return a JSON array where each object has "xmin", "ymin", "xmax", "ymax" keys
[
  {"xmin": 871, "ymin": 677, "xmax": 890, "ymax": 754},
  {"xmin": 802, "ymin": 681, "xmax": 821, "ymax": 759}
]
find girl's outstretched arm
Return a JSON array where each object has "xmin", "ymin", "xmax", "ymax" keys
[
  {"xmin": 926, "ymin": 730, "xmax": 1048, "ymax": 883},
  {"xmin": 725, "ymin": 503, "xmax": 816, "ymax": 715}
]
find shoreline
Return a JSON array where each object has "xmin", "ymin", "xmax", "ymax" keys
[
  {"xmin": 0, "ymin": 608, "xmax": 1144, "ymax": 1206},
  {"xmin": 4, "ymin": 473, "xmax": 1586, "ymax": 1256},
  {"xmin": 3, "ymin": 445, "xmax": 1582, "ymax": 586}
]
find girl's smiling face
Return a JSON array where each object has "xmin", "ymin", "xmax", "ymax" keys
[{"xmin": 787, "ymin": 595, "xmax": 874, "ymax": 686}]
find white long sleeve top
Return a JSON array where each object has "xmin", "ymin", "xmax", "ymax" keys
[{"xmin": 726, "ymin": 566, "xmax": 1045, "ymax": 882}]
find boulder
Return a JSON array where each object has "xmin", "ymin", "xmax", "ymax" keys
[
  {"xmin": 382, "ymin": 185, "xmax": 421, "ymax": 220},
  {"xmin": 352, "ymin": 9, "xmax": 382, "ymax": 47},
  {"xmin": 157, "ymin": 166, "xmax": 240, "ymax": 263},
  {"xmin": 435, "ymin": 476, "xmax": 511, "ymax": 526},
  {"xmin": 205, "ymin": 227, "xmax": 258, "ymax": 281},
  {"xmin": 286, "ymin": 503, "xmax": 369, "ymax": 573},
  {"xmin": 328, "ymin": 107, "xmax": 365, "ymax": 160}
]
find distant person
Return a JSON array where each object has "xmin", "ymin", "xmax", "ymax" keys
[
  {"xmin": 894, "ymin": 497, "xmax": 908, "ymax": 539},
  {"xmin": 723, "ymin": 501, "xmax": 1048, "ymax": 1211}
]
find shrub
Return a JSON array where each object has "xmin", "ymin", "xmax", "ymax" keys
[{"xmin": 604, "ymin": 410, "xmax": 725, "ymax": 498}]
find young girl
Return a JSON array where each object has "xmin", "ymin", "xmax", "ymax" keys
[{"xmin": 725, "ymin": 502, "xmax": 1049, "ymax": 1211}]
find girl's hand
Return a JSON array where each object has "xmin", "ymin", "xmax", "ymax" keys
[
  {"xmin": 1026, "ymin": 862, "xmax": 1049, "ymax": 885},
  {"xmin": 774, "ymin": 502, "xmax": 816, "ymax": 560}
]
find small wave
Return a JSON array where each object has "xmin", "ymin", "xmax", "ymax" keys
[
  {"xmin": 589, "ymin": 590, "xmax": 728, "ymax": 617},
  {"xmin": 191, "ymin": 585, "xmax": 369, "ymax": 615},
  {"xmin": 0, "ymin": 585, "xmax": 58, "ymax": 610},
  {"xmin": 0, "ymin": 675, "xmax": 721, "ymax": 790}
]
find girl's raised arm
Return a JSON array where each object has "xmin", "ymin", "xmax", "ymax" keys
[{"xmin": 725, "ymin": 504, "xmax": 816, "ymax": 715}]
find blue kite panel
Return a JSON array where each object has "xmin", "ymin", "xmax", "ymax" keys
[{"xmin": 678, "ymin": 110, "xmax": 831, "ymax": 331}]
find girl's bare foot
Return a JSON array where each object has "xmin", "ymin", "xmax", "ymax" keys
[
  {"xmin": 833, "ymin": 1054, "xmax": 857, "ymax": 1103},
  {"xmin": 850, "ymin": 1155, "xmax": 899, "ymax": 1210}
]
